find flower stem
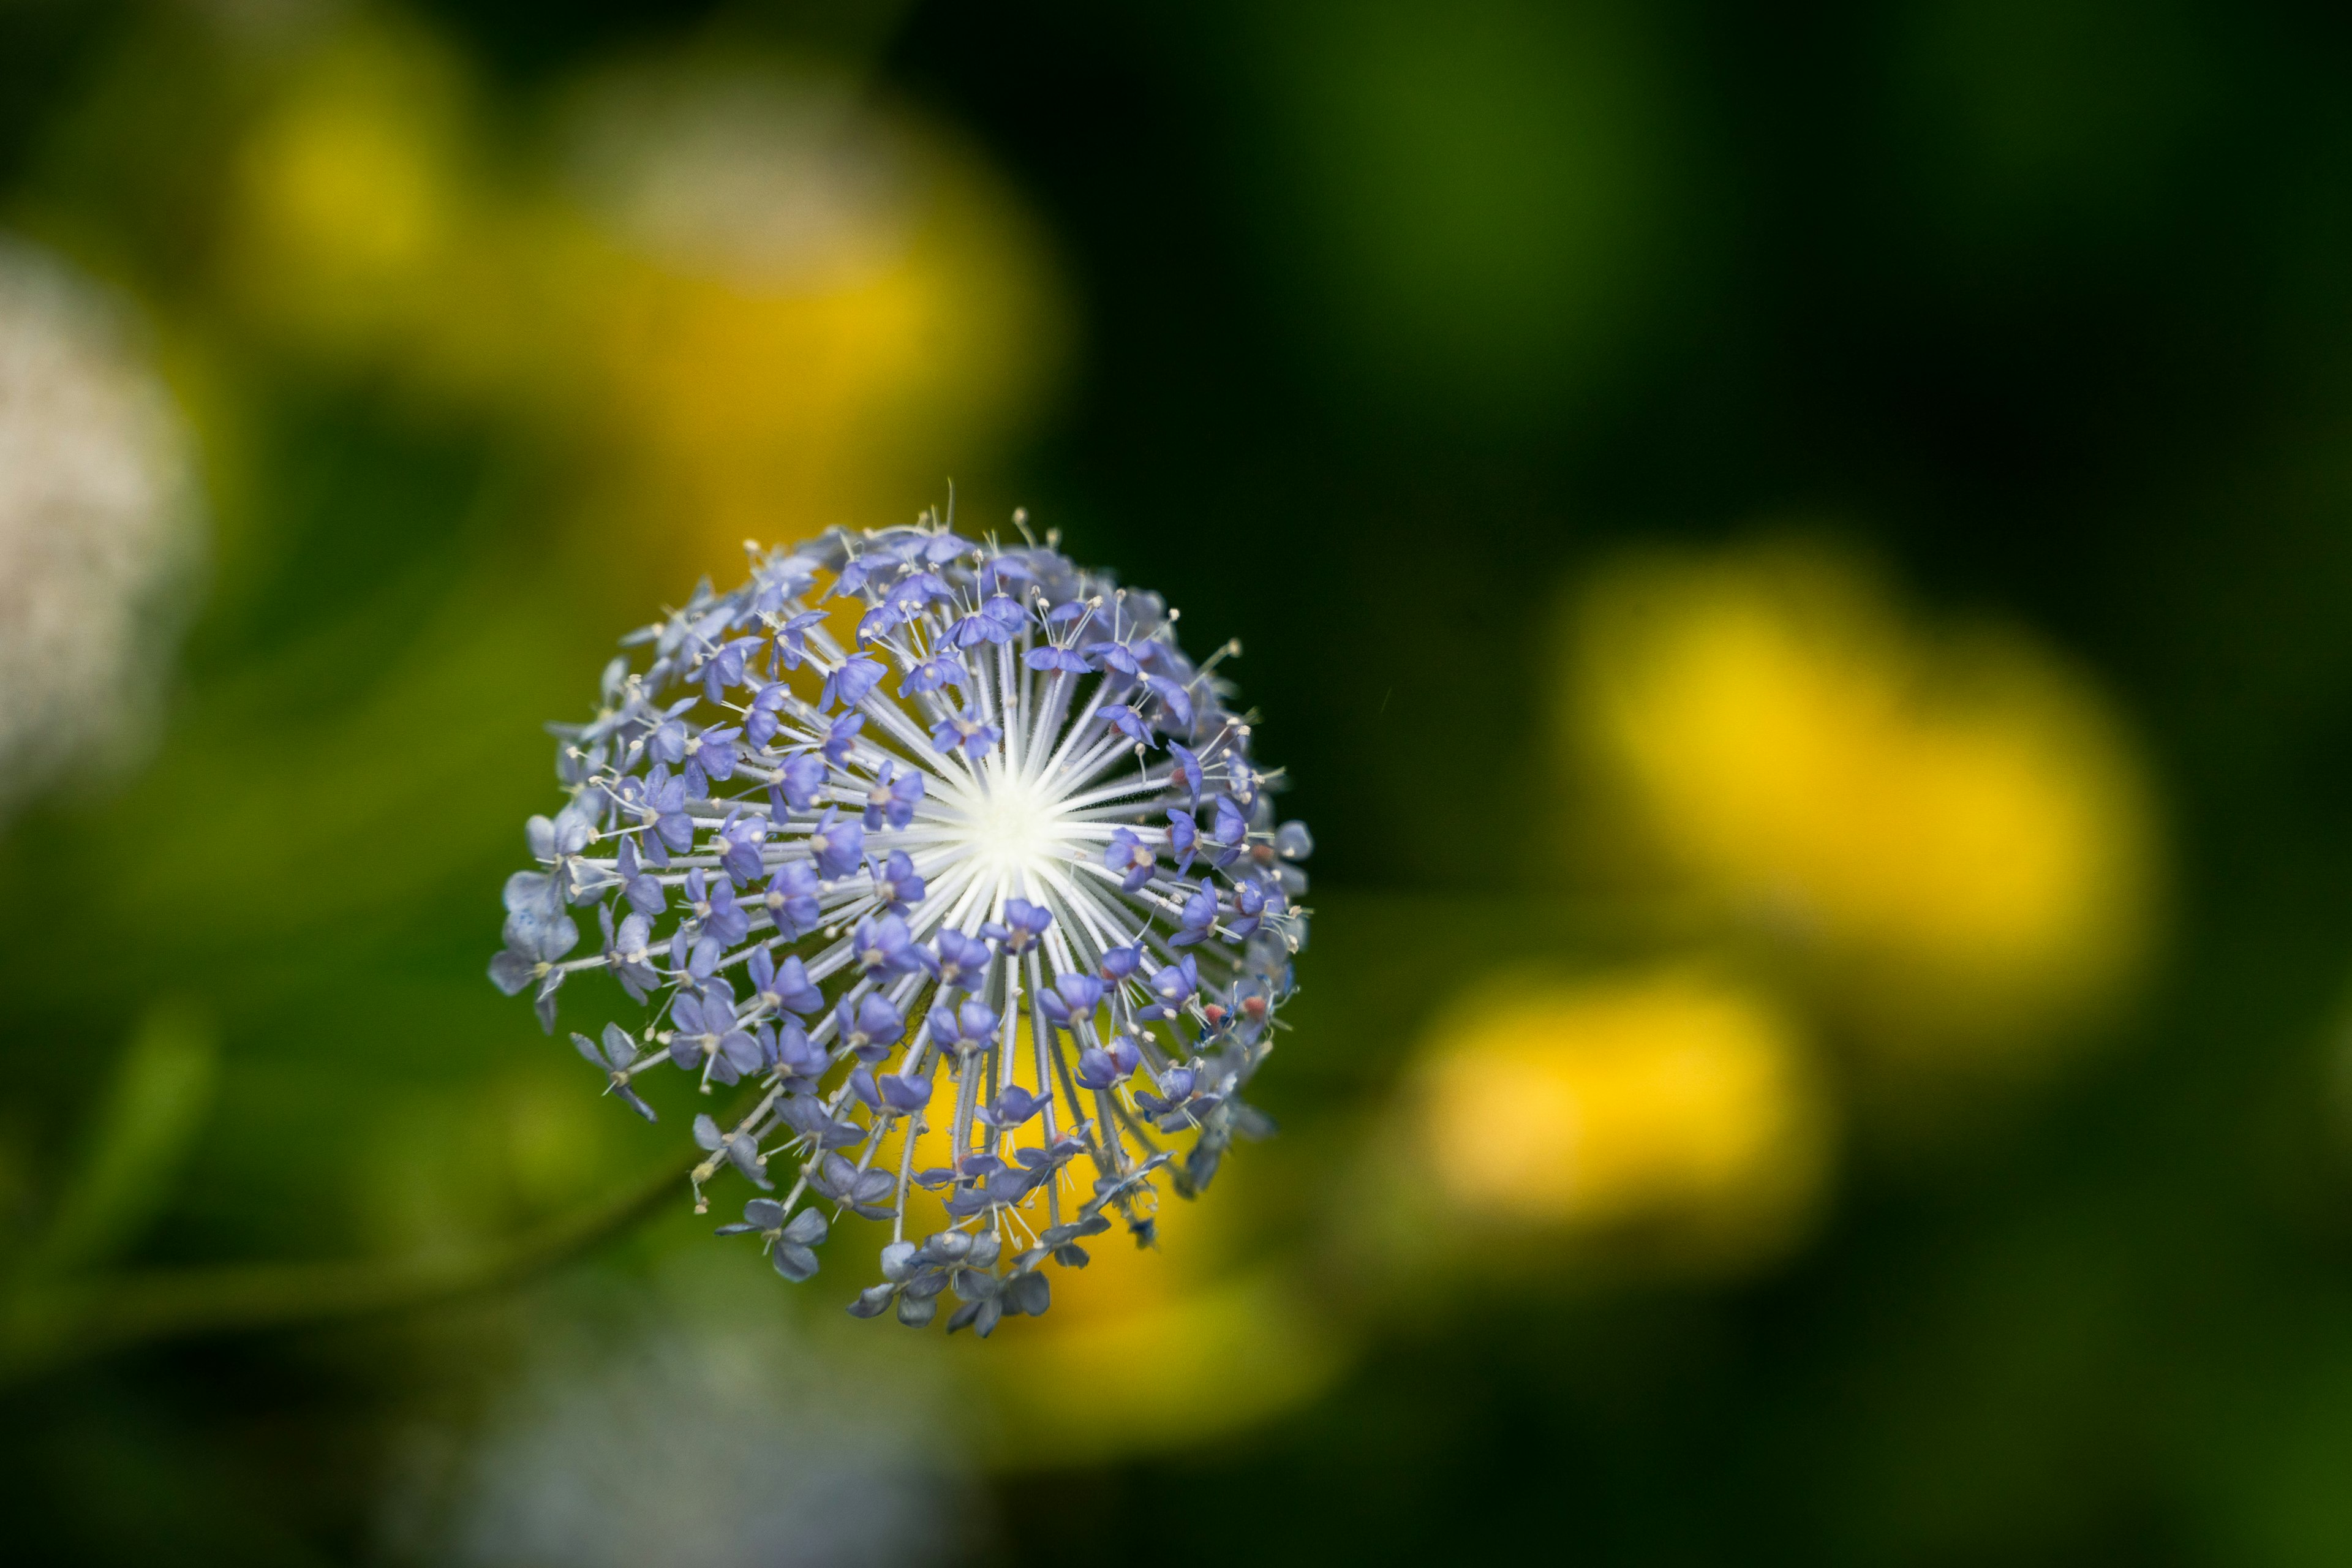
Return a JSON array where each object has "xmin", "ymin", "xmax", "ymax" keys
[{"xmin": 0, "ymin": 1145, "xmax": 697, "ymax": 1389}]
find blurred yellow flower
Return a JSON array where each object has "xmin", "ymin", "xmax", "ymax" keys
[
  {"xmin": 970, "ymin": 1259, "xmax": 1338, "ymax": 1465},
  {"xmin": 539, "ymin": 58, "xmax": 1066, "ymax": 571},
  {"xmin": 1411, "ymin": 970, "xmax": 1827, "ymax": 1264},
  {"xmin": 851, "ymin": 1024, "xmax": 1341, "ymax": 1463},
  {"xmin": 952, "ymin": 1155, "xmax": 1339, "ymax": 1466},
  {"xmin": 217, "ymin": 19, "xmax": 488, "ymax": 368},
  {"xmin": 211, "ymin": 20, "xmax": 1067, "ymax": 579},
  {"xmin": 1566, "ymin": 544, "xmax": 2159, "ymax": 1064}
]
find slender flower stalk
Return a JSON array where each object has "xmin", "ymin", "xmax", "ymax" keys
[{"xmin": 491, "ymin": 513, "xmax": 1310, "ymax": 1334}]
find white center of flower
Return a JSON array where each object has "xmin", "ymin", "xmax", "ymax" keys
[{"xmin": 954, "ymin": 771, "xmax": 1069, "ymax": 878}]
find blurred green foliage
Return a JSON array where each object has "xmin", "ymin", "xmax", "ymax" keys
[{"xmin": 1234, "ymin": 0, "xmax": 1699, "ymax": 420}]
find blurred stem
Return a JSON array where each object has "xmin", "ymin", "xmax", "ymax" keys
[
  {"xmin": 26, "ymin": 1001, "xmax": 219, "ymax": 1281},
  {"xmin": 0, "ymin": 1144, "xmax": 698, "ymax": 1389}
]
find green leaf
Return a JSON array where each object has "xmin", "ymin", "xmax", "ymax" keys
[{"xmin": 28, "ymin": 1001, "xmax": 219, "ymax": 1280}]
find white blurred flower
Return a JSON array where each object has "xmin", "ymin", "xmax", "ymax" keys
[
  {"xmin": 0, "ymin": 237, "xmax": 203, "ymax": 809},
  {"xmin": 559, "ymin": 62, "xmax": 913, "ymax": 291},
  {"xmin": 385, "ymin": 1294, "xmax": 968, "ymax": 1568}
]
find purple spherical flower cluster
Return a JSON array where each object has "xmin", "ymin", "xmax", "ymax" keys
[{"xmin": 491, "ymin": 514, "xmax": 1310, "ymax": 1334}]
